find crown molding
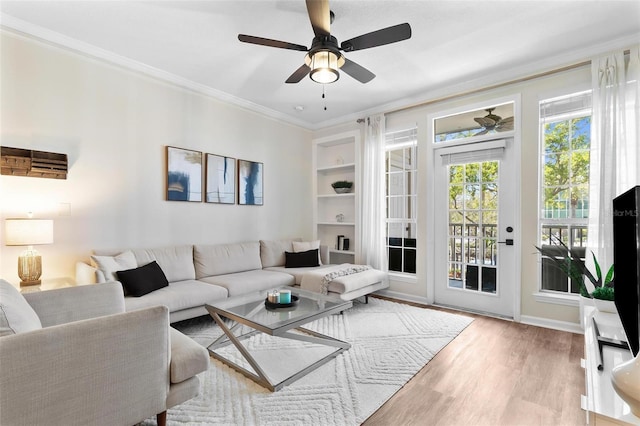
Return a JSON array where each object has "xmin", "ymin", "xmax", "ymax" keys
[
  {"xmin": 313, "ymin": 32, "xmax": 640, "ymax": 129},
  {"xmin": 0, "ymin": 13, "xmax": 315, "ymax": 131}
]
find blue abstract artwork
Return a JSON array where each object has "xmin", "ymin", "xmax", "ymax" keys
[
  {"xmin": 166, "ymin": 146, "xmax": 202, "ymax": 202},
  {"xmin": 238, "ymin": 159, "xmax": 263, "ymax": 205},
  {"xmin": 206, "ymin": 153, "xmax": 235, "ymax": 204}
]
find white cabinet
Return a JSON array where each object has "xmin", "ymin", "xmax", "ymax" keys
[
  {"xmin": 313, "ymin": 131, "xmax": 360, "ymax": 264},
  {"xmin": 582, "ymin": 306, "xmax": 639, "ymax": 425}
]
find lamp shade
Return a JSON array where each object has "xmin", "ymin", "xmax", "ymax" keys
[{"xmin": 5, "ymin": 219, "xmax": 54, "ymax": 246}]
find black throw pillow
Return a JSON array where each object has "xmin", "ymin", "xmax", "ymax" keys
[
  {"xmin": 285, "ymin": 249, "xmax": 320, "ymax": 268},
  {"xmin": 116, "ymin": 261, "xmax": 169, "ymax": 297}
]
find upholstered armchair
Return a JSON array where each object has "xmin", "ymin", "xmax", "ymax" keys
[{"xmin": 0, "ymin": 280, "xmax": 209, "ymax": 426}]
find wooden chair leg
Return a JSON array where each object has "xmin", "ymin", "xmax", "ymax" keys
[{"xmin": 157, "ymin": 411, "xmax": 167, "ymax": 426}]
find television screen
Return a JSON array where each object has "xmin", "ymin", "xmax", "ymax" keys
[{"xmin": 612, "ymin": 186, "xmax": 640, "ymax": 356}]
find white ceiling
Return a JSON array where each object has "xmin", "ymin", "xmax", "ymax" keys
[{"xmin": 1, "ymin": 1, "xmax": 639, "ymax": 130}]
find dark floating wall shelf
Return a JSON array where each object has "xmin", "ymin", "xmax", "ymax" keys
[{"xmin": 1, "ymin": 146, "xmax": 68, "ymax": 179}]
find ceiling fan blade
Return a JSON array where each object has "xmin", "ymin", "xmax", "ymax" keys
[
  {"xmin": 285, "ymin": 64, "xmax": 311, "ymax": 83},
  {"xmin": 496, "ymin": 116, "xmax": 514, "ymax": 131},
  {"xmin": 306, "ymin": 0, "xmax": 330, "ymax": 37},
  {"xmin": 341, "ymin": 58, "xmax": 376, "ymax": 83},
  {"xmin": 474, "ymin": 117, "xmax": 496, "ymax": 128},
  {"xmin": 474, "ymin": 129, "xmax": 490, "ymax": 136},
  {"xmin": 341, "ymin": 23, "xmax": 411, "ymax": 52},
  {"xmin": 238, "ymin": 34, "xmax": 308, "ymax": 52}
]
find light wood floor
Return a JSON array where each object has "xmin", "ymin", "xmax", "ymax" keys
[{"xmin": 363, "ymin": 300, "xmax": 585, "ymax": 426}]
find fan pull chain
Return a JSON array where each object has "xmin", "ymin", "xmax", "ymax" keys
[{"xmin": 322, "ymin": 85, "xmax": 327, "ymax": 111}]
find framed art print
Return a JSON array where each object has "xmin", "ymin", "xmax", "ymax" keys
[
  {"xmin": 238, "ymin": 159, "xmax": 263, "ymax": 205},
  {"xmin": 166, "ymin": 146, "xmax": 202, "ymax": 202},
  {"xmin": 205, "ymin": 153, "xmax": 236, "ymax": 204}
]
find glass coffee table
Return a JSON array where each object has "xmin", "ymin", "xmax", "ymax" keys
[{"xmin": 205, "ymin": 286, "xmax": 352, "ymax": 391}]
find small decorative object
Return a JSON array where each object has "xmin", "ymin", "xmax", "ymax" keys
[
  {"xmin": 5, "ymin": 217, "xmax": 54, "ymax": 286},
  {"xmin": 336, "ymin": 156, "xmax": 344, "ymax": 165},
  {"xmin": 337, "ymin": 235, "xmax": 345, "ymax": 250},
  {"xmin": 267, "ymin": 290, "xmax": 280, "ymax": 304},
  {"xmin": 611, "ymin": 353, "xmax": 640, "ymax": 417},
  {"xmin": 331, "ymin": 180, "xmax": 353, "ymax": 194},
  {"xmin": 592, "ymin": 286, "xmax": 617, "ymax": 313},
  {"xmin": 343, "ymin": 238, "xmax": 350, "ymax": 251},
  {"xmin": 279, "ymin": 289, "xmax": 292, "ymax": 304},
  {"xmin": 238, "ymin": 159, "xmax": 264, "ymax": 205},
  {"xmin": 265, "ymin": 291, "xmax": 299, "ymax": 309},
  {"xmin": 205, "ymin": 153, "xmax": 235, "ymax": 204},
  {"xmin": 167, "ymin": 146, "xmax": 203, "ymax": 202},
  {"xmin": 336, "ymin": 213, "xmax": 344, "ymax": 222}
]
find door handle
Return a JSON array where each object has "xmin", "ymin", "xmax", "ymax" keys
[{"xmin": 498, "ymin": 239, "xmax": 514, "ymax": 246}]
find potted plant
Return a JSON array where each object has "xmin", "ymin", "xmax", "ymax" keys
[
  {"xmin": 535, "ymin": 236, "xmax": 614, "ymax": 312},
  {"xmin": 331, "ymin": 180, "xmax": 353, "ymax": 194}
]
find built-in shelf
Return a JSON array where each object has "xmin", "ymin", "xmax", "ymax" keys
[
  {"xmin": 317, "ymin": 163, "xmax": 356, "ymax": 173},
  {"xmin": 313, "ymin": 130, "xmax": 360, "ymax": 265},
  {"xmin": 330, "ymin": 249, "xmax": 355, "ymax": 256},
  {"xmin": 317, "ymin": 193, "xmax": 356, "ymax": 198}
]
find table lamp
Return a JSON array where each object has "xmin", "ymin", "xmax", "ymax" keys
[{"xmin": 5, "ymin": 218, "xmax": 54, "ymax": 286}]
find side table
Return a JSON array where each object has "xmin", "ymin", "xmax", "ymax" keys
[{"xmin": 19, "ymin": 277, "xmax": 76, "ymax": 294}]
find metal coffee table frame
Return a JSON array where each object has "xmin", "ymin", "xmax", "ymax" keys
[{"xmin": 205, "ymin": 287, "xmax": 352, "ymax": 391}]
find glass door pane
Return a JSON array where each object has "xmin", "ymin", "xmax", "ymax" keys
[{"xmin": 447, "ymin": 161, "xmax": 499, "ymax": 294}]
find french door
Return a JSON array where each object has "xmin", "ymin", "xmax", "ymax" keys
[{"xmin": 433, "ymin": 138, "xmax": 517, "ymax": 318}]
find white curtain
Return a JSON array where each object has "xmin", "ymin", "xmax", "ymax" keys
[
  {"xmin": 587, "ymin": 45, "xmax": 640, "ymax": 287},
  {"xmin": 359, "ymin": 114, "xmax": 387, "ymax": 270}
]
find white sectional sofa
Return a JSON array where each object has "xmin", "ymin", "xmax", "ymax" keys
[{"xmin": 76, "ymin": 239, "xmax": 388, "ymax": 323}]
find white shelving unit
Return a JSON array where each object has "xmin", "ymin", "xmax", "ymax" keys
[
  {"xmin": 582, "ymin": 306, "xmax": 639, "ymax": 425},
  {"xmin": 312, "ymin": 130, "xmax": 360, "ymax": 264}
]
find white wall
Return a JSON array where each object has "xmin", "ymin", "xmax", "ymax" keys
[{"xmin": 0, "ymin": 32, "xmax": 313, "ymax": 283}]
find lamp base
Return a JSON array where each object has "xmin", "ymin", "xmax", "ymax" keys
[
  {"xmin": 17, "ymin": 250, "xmax": 43, "ymax": 287},
  {"xmin": 611, "ymin": 352, "xmax": 640, "ymax": 417}
]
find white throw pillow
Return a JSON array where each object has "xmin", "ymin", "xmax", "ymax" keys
[
  {"xmin": 292, "ymin": 240, "xmax": 322, "ymax": 265},
  {"xmin": 91, "ymin": 251, "xmax": 137, "ymax": 282},
  {"xmin": 0, "ymin": 279, "xmax": 42, "ymax": 337}
]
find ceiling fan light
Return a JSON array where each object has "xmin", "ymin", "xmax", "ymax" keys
[{"xmin": 307, "ymin": 50, "xmax": 342, "ymax": 84}]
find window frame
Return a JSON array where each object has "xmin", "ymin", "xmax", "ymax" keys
[
  {"xmin": 385, "ymin": 128, "xmax": 418, "ymax": 276},
  {"xmin": 538, "ymin": 91, "xmax": 592, "ymax": 295}
]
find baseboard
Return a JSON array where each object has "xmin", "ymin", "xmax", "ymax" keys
[
  {"xmin": 520, "ymin": 315, "xmax": 583, "ymax": 334},
  {"xmin": 374, "ymin": 289, "xmax": 430, "ymax": 306}
]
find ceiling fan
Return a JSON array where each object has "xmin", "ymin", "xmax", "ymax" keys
[
  {"xmin": 237, "ymin": 0, "xmax": 411, "ymax": 84},
  {"xmin": 473, "ymin": 108, "xmax": 514, "ymax": 135}
]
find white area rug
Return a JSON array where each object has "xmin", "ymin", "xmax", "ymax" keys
[{"xmin": 149, "ymin": 298, "xmax": 473, "ymax": 425}]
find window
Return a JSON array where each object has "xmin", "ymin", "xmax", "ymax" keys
[
  {"xmin": 539, "ymin": 91, "xmax": 592, "ymax": 294},
  {"xmin": 385, "ymin": 128, "xmax": 417, "ymax": 274},
  {"xmin": 434, "ymin": 103, "xmax": 514, "ymax": 143}
]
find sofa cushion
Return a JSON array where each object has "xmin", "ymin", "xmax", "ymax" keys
[
  {"xmin": 326, "ymin": 269, "xmax": 388, "ymax": 294},
  {"xmin": 259, "ymin": 239, "xmax": 301, "ymax": 268},
  {"xmin": 169, "ymin": 328, "xmax": 209, "ymax": 384},
  {"xmin": 285, "ymin": 249, "xmax": 320, "ymax": 268},
  {"xmin": 91, "ymin": 251, "xmax": 137, "ymax": 282},
  {"xmin": 265, "ymin": 265, "xmax": 333, "ymax": 285},
  {"xmin": 131, "ymin": 245, "xmax": 195, "ymax": 283},
  {"xmin": 124, "ymin": 280, "xmax": 228, "ymax": 314},
  {"xmin": 0, "ymin": 279, "xmax": 42, "ymax": 337},
  {"xmin": 199, "ymin": 270, "xmax": 294, "ymax": 297},
  {"xmin": 292, "ymin": 240, "xmax": 323, "ymax": 265},
  {"xmin": 194, "ymin": 242, "xmax": 262, "ymax": 278},
  {"xmin": 117, "ymin": 261, "xmax": 169, "ymax": 297}
]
